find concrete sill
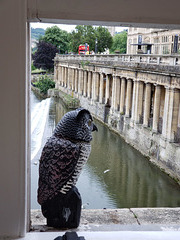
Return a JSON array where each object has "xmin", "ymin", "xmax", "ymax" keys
[
  {"xmin": 14, "ymin": 231, "xmax": 180, "ymax": 240},
  {"xmin": 31, "ymin": 208, "xmax": 180, "ymax": 232}
]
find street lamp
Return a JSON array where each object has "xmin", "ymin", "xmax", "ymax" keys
[{"xmin": 95, "ymin": 38, "xmax": 98, "ymax": 54}]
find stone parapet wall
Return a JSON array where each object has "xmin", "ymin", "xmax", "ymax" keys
[{"xmin": 55, "ymin": 53, "xmax": 180, "ymax": 67}]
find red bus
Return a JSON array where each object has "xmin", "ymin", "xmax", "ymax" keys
[{"xmin": 78, "ymin": 44, "xmax": 89, "ymax": 55}]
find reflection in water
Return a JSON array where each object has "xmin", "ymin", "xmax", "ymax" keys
[
  {"xmin": 88, "ymin": 121, "xmax": 180, "ymax": 208},
  {"xmin": 31, "ymin": 91, "xmax": 180, "ymax": 209}
]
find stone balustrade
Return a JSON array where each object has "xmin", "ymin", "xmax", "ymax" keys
[{"xmin": 55, "ymin": 53, "xmax": 180, "ymax": 66}]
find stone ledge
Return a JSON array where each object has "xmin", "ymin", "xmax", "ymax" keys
[{"xmin": 31, "ymin": 208, "xmax": 180, "ymax": 232}]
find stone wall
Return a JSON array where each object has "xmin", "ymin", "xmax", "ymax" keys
[{"xmin": 77, "ymin": 95, "xmax": 180, "ymax": 184}]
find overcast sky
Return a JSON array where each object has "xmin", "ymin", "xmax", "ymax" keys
[{"xmin": 30, "ymin": 22, "xmax": 127, "ymax": 33}]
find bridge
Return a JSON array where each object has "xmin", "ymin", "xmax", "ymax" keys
[{"xmin": 53, "ymin": 54, "xmax": 180, "ymax": 183}]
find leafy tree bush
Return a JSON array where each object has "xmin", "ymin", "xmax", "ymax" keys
[
  {"xmin": 69, "ymin": 25, "xmax": 96, "ymax": 53},
  {"xmin": 31, "ymin": 63, "xmax": 36, "ymax": 71},
  {"xmin": 32, "ymin": 41, "xmax": 58, "ymax": 71},
  {"xmin": 95, "ymin": 26, "xmax": 113, "ymax": 53},
  {"xmin": 34, "ymin": 75, "xmax": 55, "ymax": 94},
  {"xmin": 42, "ymin": 26, "xmax": 70, "ymax": 54},
  {"xmin": 110, "ymin": 31, "xmax": 127, "ymax": 54},
  {"xmin": 69, "ymin": 25, "xmax": 113, "ymax": 53}
]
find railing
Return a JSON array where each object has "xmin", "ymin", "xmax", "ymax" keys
[{"xmin": 55, "ymin": 53, "xmax": 180, "ymax": 66}]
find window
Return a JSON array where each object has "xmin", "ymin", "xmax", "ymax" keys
[
  {"xmin": 154, "ymin": 37, "xmax": 159, "ymax": 43},
  {"xmin": 162, "ymin": 45, "xmax": 169, "ymax": 54}
]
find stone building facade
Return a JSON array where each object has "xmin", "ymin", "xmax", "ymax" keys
[
  {"xmin": 53, "ymin": 54, "xmax": 180, "ymax": 183},
  {"xmin": 127, "ymin": 28, "xmax": 180, "ymax": 55}
]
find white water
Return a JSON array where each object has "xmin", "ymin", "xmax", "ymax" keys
[{"xmin": 31, "ymin": 96, "xmax": 51, "ymax": 160}]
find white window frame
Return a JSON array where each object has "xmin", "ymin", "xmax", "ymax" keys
[{"xmin": 1, "ymin": 0, "xmax": 180, "ymax": 238}]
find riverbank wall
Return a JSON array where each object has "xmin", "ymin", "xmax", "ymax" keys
[
  {"xmin": 52, "ymin": 54, "xmax": 180, "ymax": 184},
  {"xmin": 49, "ymin": 88, "xmax": 180, "ymax": 184}
]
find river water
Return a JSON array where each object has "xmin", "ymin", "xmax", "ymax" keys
[{"xmin": 31, "ymin": 90, "xmax": 180, "ymax": 209}]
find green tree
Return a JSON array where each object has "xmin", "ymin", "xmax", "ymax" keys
[
  {"xmin": 95, "ymin": 26, "xmax": 113, "ymax": 53},
  {"xmin": 69, "ymin": 25, "xmax": 114, "ymax": 53},
  {"xmin": 42, "ymin": 26, "xmax": 70, "ymax": 54},
  {"xmin": 69, "ymin": 25, "xmax": 96, "ymax": 53},
  {"xmin": 83, "ymin": 25, "xmax": 96, "ymax": 52},
  {"xmin": 34, "ymin": 75, "xmax": 55, "ymax": 94},
  {"xmin": 69, "ymin": 26, "xmax": 84, "ymax": 53},
  {"xmin": 110, "ymin": 31, "xmax": 127, "ymax": 54}
]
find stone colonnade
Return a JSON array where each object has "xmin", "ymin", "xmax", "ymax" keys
[{"xmin": 54, "ymin": 63, "xmax": 180, "ymax": 144}]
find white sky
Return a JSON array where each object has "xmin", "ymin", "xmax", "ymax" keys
[{"xmin": 30, "ymin": 22, "xmax": 127, "ymax": 33}]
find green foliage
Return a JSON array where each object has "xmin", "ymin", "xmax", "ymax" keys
[
  {"xmin": 81, "ymin": 60, "xmax": 90, "ymax": 69},
  {"xmin": 42, "ymin": 26, "xmax": 70, "ymax": 54},
  {"xmin": 69, "ymin": 25, "xmax": 112, "ymax": 53},
  {"xmin": 62, "ymin": 92, "xmax": 80, "ymax": 108},
  {"xmin": 69, "ymin": 25, "xmax": 96, "ymax": 53},
  {"xmin": 31, "ymin": 63, "xmax": 36, "ymax": 71},
  {"xmin": 95, "ymin": 26, "xmax": 113, "ymax": 53},
  {"xmin": 31, "ymin": 69, "xmax": 46, "ymax": 74},
  {"xmin": 110, "ymin": 31, "xmax": 127, "ymax": 54},
  {"xmin": 34, "ymin": 75, "xmax": 55, "ymax": 94}
]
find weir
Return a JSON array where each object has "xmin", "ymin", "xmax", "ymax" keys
[{"xmin": 52, "ymin": 54, "xmax": 180, "ymax": 183}]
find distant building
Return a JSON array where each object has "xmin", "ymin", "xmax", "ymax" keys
[
  {"xmin": 106, "ymin": 26, "xmax": 116, "ymax": 36},
  {"xmin": 127, "ymin": 28, "xmax": 180, "ymax": 55}
]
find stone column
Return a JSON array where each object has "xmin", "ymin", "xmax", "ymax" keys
[
  {"xmin": 162, "ymin": 88, "xmax": 180, "ymax": 141},
  {"xmin": 120, "ymin": 77, "xmax": 126, "ymax": 114},
  {"xmin": 83, "ymin": 70, "xmax": 87, "ymax": 97},
  {"xmin": 57, "ymin": 64, "xmax": 60, "ymax": 88},
  {"xmin": 135, "ymin": 81, "xmax": 144, "ymax": 123},
  {"xmin": 92, "ymin": 72, "xmax": 99, "ymax": 101},
  {"xmin": 115, "ymin": 76, "xmax": 120, "ymax": 111},
  {"xmin": 71, "ymin": 68, "xmax": 75, "ymax": 91},
  {"xmin": 92, "ymin": 72, "xmax": 95, "ymax": 101},
  {"xmin": 67, "ymin": 68, "xmax": 71, "ymax": 90},
  {"xmin": 169, "ymin": 89, "xmax": 180, "ymax": 141},
  {"xmin": 143, "ymin": 83, "xmax": 152, "ymax": 127},
  {"xmin": 78, "ymin": 69, "xmax": 83, "ymax": 95},
  {"xmin": 152, "ymin": 85, "xmax": 161, "ymax": 132},
  {"xmin": 58, "ymin": 65, "xmax": 61, "ymax": 87},
  {"xmin": 87, "ymin": 71, "xmax": 92, "ymax": 99},
  {"xmin": 64, "ymin": 67, "xmax": 67, "ymax": 88},
  {"xmin": 131, "ymin": 80, "xmax": 137, "ymax": 121},
  {"xmin": 54, "ymin": 64, "xmax": 58, "ymax": 88},
  {"xmin": 61, "ymin": 66, "xmax": 63, "ymax": 87},
  {"xmin": 105, "ymin": 74, "xmax": 110, "ymax": 104},
  {"xmin": 162, "ymin": 87, "xmax": 170, "ymax": 138},
  {"xmin": 74, "ymin": 69, "xmax": 78, "ymax": 92},
  {"xmin": 99, "ymin": 73, "xmax": 104, "ymax": 104},
  {"xmin": 111, "ymin": 75, "xmax": 117, "ymax": 110},
  {"xmin": 125, "ymin": 79, "xmax": 132, "ymax": 117},
  {"xmin": 61, "ymin": 66, "xmax": 64, "ymax": 87},
  {"xmin": 60, "ymin": 66, "xmax": 62, "ymax": 86}
]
